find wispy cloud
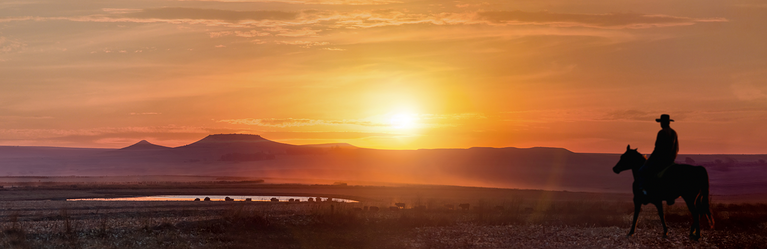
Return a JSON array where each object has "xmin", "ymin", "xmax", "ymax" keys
[
  {"xmin": 102, "ymin": 8, "xmax": 142, "ymax": 14},
  {"xmin": 219, "ymin": 113, "xmax": 488, "ymax": 128},
  {"xmin": 731, "ymin": 71, "xmax": 767, "ymax": 101},
  {"xmin": 0, "ymin": 36, "xmax": 26, "ymax": 53},
  {"xmin": 0, "ymin": 126, "xmax": 211, "ymax": 138},
  {"xmin": 0, "ymin": 115, "xmax": 53, "ymax": 121},
  {"xmin": 600, "ymin": 110, "xmax": 657, "ymax": 121},
  {"xmin": 476, "ymin": 11, "xmax": 727, "ymax": 29},
  {"xmin": 210, "ymin": 30, "xmax": 273, "ymax": 38},
  {"xmin": 1, "ymin": 9, "xmax": 724, "ymax": 31},
  {"xmin": 0, "ymin": 125, "xmax": 242, "ymax": 147},
  {"xmin": 125, "ymin": 7, "xmax": 298, "ymax": 21},
  {"xmin": 218, "ymin": 118, "xmax": 383, "ymax": 127},
  {"xmin": 275, "ymin": 40, "xmax": 329, "ymax": 48},
  {"xmin": 180, "ymin": 0, "xmax": 401, "ymax": 5}
]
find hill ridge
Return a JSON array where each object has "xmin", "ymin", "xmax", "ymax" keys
[{"xmin": 120, "ymin": 140, "xmax": 171, "ymax": 150}]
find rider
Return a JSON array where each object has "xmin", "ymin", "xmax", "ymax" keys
[{"xmin": 638, "ymin": 114, "xmax": 679, "ymax": 197}]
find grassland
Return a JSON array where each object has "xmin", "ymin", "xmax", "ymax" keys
[{"xmin": 0, "ymin": 182, "xmax": 765, "ymax": 248}]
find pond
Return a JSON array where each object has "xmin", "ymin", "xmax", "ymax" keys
[{"xmin": 67, "ymin": 195, "xmax": 357, "ymax": 202}]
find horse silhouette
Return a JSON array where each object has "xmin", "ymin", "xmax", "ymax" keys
[{"xmin": 612, "ymin": 145, "xmax": 714, "ymax": 240}]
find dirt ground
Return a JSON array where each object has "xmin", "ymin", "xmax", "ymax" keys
[{"xmin": 0, "ymin": 182, "xmax": 764, "ymax": 248}]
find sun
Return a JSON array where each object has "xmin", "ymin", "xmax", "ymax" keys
[{"xmin": 389, "ymin": 113, "xmax": 417, "ymax": 129}]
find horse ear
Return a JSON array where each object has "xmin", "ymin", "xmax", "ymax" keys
[{"xmin": 627, "ymin": 144, "xmax": 631, "ymax": 151}]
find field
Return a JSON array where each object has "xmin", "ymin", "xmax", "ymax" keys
[{"xmin": 0, "ymin": 181, "xmax": 765, "ymax": 248}]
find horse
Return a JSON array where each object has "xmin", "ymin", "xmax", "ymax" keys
[{"xmin": 612, "ymin": 145, "xmax": 714, "ymax": 240}]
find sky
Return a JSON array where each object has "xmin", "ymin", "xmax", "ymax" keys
[{"xmin": 0, "ymin": 0, "xmax": 766, "ymax": 154}]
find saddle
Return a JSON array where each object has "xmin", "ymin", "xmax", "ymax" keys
[
  {"xmin": 645, "ymin": 163, "xmax": 677, "ymax": 205},
  {"xmin": 654, "ymin": 163, "xmax": 676, "ymax": 180}
]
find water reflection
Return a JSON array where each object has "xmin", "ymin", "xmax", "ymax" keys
[{"xmin": 67, "ymin": 195, "xmax": 357, "ymax": 202}]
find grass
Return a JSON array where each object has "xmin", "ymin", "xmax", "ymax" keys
[
  {"xmin": 0, "ymin": 197, "xmax": 763, "ymax": 248},
  {"xmin": 0, "ymin": 183, "xmax": 765, "ymax": 248}
]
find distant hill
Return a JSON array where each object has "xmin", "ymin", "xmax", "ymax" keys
[
  {"xmin": 120, "ymin": 140, "xmax": 171, "ymax": 150},
  {"xmin": 174, "ymin": 134, "xmax": 322, "ymax": 156},
  {"xmin": 0, "ymin": 134, "xmax": 765, "ymax": 196},
  {"xmin": 300, "ymin": 143, "xmax": 357, "ymax": 149}
]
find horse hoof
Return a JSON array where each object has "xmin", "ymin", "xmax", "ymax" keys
[{"xmin": 689, "ymin": 235, "xmax": 700, "ymax": 241}]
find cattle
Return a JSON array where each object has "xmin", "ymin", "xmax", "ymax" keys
[{"xmin": 459, "ymin": 203, "xmax": 470, "ymax": 211}]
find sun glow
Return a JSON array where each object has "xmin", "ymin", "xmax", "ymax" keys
[{"xmin": 389, "ymin": 113, "xmax": 417, "ymax": 129}]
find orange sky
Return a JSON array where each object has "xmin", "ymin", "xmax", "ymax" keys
[{"xmin": 0, "ymin": 0, "xmax": 766, "ymax": 154}]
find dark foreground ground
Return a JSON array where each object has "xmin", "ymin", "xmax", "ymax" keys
[{"xmin": 0, "ymin": 182, "xmax": 765, "ymax": 248}]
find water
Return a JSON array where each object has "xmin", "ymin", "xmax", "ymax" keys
[{"xmin": 67, "ymin": 195, "xmax": 357, "ymax": 202}]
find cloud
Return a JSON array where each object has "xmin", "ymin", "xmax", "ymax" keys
[
  {"xmin": 419, "ymin": 113, "xmax": 487, "ymax": 121},
  {"xmin": 601, "ymin": 110, "xmax": 657, "ymax": 121},
  {"xmin": 731, "ymin": 81, "xmax": 767, "ymax": 101},
  {"xmin": 734, "ymin": 3, "xmax": 767, "ymax": 8},
  {"xmin": 0, "ymin": 115, "xmax": 53, "ymax": 121},
  {"xmin": 102, "ymin": 8, "xmax": 142, "ymax": 14},
  {"xmin": 275, "ymin": 40, "xmax": 330, "ymax": 48},
  {"xmin": 271, "ymin": 27, "xmax": 321, "ymax": 37},
  {"xmin": 0, "ymin": 126, "xmax": 211, "ymax": 138},
  {"xmin": 218, "ymin": 118, "xmax": 383, "ymax": 127},
  {"xmin": 210, "ymin": 30, "xmax": 273, "ymax": 38},
  {"xmin": 180, "ymin": 0, "xmax": 401, "ymax": 5},
  {"xmin": 219, "ymin": 113, "xmax": 489, "ymax": 129},
  {"xmin": 476, "ymin": 11, "xmax": 727, "ymax": 29},
  {"xmin": 731, "ymin": 72, "xmax": 767, "ymax": 101},
  {"xmin": 0, "ymin": 125, "xmax": 244, "ymax": 147},
  {"xmin": 125, "ymin": 7, "xmax": 298, "ymax": 21},
  {"xmin": 261, "ymin": 131, "xmax": 391, "ymax": 140},
  {"xmin": 235, "ymin": 30, "xmax": 272, "ymax": 37},
  {"xmin": 1, "ymin": 8, "xmax": 725, "ymax": 33},
  {"xmin": 0, "ymin": 36, "xmax": 26, "ymax": 53}
]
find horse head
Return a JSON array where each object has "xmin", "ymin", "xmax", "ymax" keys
[{"xmin": 613, "ymin": 144, "xmax": 647, "ymax": 174}]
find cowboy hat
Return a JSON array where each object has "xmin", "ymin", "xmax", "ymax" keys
[{"xmin": 656, "ymin": 114, "xmax": 674, "ymax": 122}]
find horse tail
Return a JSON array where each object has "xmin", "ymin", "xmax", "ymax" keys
[{"xmin": 699, "ymin": 166, "xmax": 714, "ymax": 229}]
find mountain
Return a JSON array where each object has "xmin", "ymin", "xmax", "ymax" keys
[
  {"xmin": 173, "ymin": 134, "xmax": 323, "ymax": 160},
  {"xmin": 120, "ymin": 140, "xmax": 171, "ymax": 150},
  {"xmin": 0, "ymin": 134, "xmax": 765, "ymax": 196}
]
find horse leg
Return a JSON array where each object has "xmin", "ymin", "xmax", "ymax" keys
[
  {"xmin": 684, "ymin": 196, "xmax": 701, "ymax": 240},
  {"xmin": 653, "ymin": 202, "xmax": 668, "ymax": 238},
  {"xmin": 699, "ymin": 193, "xmax": 715, "ymax": 229},
  {"xmin": 628, "ymin": 201, "xmax": 641, "ymax": 237}
]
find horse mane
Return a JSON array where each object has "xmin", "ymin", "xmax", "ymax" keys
[{"xmin": 629, "ymin": 149, "xmax": 647, "ymax": 160}]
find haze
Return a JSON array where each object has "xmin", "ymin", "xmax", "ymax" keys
[{"xmin": 1, "ymin": 0, "xmax": 766, "ymax": 154}]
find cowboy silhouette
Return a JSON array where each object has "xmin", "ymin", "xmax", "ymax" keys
[{"xmin": 637, "ymin": 114, "xmax": 679, "ymax": 197}]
